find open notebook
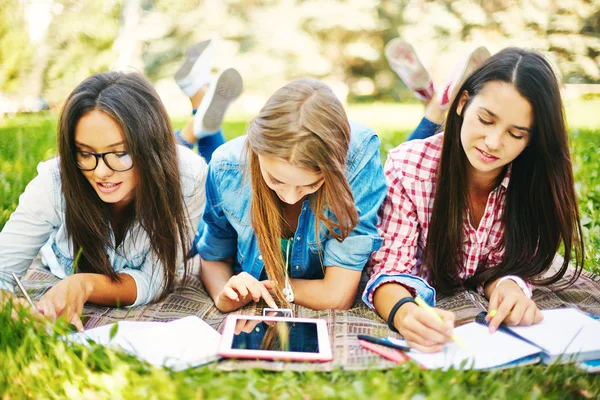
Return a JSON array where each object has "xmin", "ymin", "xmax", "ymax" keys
[
  {"xmin": 388, "ymin": 308, "xmax": 600, "ymax": 370},
  {"xmin": 68, "ymin": 316, "xmax": 222, "ymax": 371}
]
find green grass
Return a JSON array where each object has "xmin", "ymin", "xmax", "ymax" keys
[{"xmin": 1, "ymin": 102, "xmax": 600, "ymax": 398}]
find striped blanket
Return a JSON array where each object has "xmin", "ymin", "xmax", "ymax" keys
[{"xmin": 20, "ymin": 258, "xmax": 600, "ymax": 371}]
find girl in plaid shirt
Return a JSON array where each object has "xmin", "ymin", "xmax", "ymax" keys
[{"xmin": 366, "ymin": 47, "xmax": 584, "ymax": 353}]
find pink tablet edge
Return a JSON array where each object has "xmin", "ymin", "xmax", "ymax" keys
[{"xmin": 218, "ymin": 315, "xmax": 333, "ymax": 362}]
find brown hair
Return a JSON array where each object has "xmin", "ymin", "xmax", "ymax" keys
[
  {"xmin": 424, "ymin": 48, "xmax": 584, "ymax": 294},
  {"xmin": 58, "ymin": 71, "xmax": 190, "ymax": 299},
  {"xmin": 245, "ymin": 78, "xmax": 359, "ymax": 305}
]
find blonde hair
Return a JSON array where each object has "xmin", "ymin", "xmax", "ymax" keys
[{"xmin": 245, "ymin": 78, "xmax": 359, "ymax": 306}]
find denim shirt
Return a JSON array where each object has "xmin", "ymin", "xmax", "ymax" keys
[
  {"xmin": 0, "ymin": 145, "xmax": 207, "ymax": 306},
  {"xmin": 196, "ymin": 121, "xmax": 387, "ymax": 279}
]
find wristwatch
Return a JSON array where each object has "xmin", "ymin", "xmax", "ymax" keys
[{"xmin": 496, "ymin": 275, "xmax": 532, "ymax": 299}]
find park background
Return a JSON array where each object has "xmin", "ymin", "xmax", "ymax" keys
[{"xmin": 1, "ymin": 0, "xmax": 600, "ymax": 398}]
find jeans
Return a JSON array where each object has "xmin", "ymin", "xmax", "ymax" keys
[
  {"xmin": 406, "ymin": 117, "xmax": 441, "ymax": 141},
  {"xmin": 175, "ymin": 107, "xmax": 226, "ymax": 163},
  {"xmin": 197, "ymin": 131, "xmax": 225, "ymax": 163}
]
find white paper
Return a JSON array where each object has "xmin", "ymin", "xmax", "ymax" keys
[
  {"xmin": 68, "ymin": 317, "xmax": 221, "ymax": 370},
  {"xmin": 509, "ymin": 308, "xmax": 600, "ymax": 362},
  {"xmin": 69, "ymin": 321, "xmax": 164, "ymax": 353},
  {"xmin": 391, "ymin": 322, "xmax": 540, "ymax": 370},
  {"xmin": 120, "ymin": 316, "xmax": 222, "ymax": 370}
]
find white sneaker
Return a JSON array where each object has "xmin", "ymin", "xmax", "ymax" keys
[
  {"xmin": 175, "ymin": 39, "xmax": 214, "ymax": 98},
  {"xmin": 384, "ymin": 38, "xmax": 434, "ymax": 101},
  {"xmin": 193, "ymin": 68, "xmax": 243, "ymax": 138},
  {"xmin": 438, "ymin": 46, "xmax": 491, "ymax": 110}
]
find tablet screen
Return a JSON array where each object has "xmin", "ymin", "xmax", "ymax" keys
[{"xmin": 231, "ymin": 320, "xmax": 320, "ymax": 353}]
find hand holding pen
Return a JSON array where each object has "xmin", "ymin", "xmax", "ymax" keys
[
  {"xmin": 414, "ymin": 296, "xmax": 467, "ymax": 349},
  {"xmin": 0, "ymin": 273, "xmax": 42, "ymax": 321},
  {"xmin": 11, "ymin": 272, "xmax": 39, "ymax": 312},
  {"xmin": 391, "ymin": 295, "xmax": 458, "ymax": 353}
]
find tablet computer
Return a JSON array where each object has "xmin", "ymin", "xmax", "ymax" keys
[{"xmin": 219, "ymin": 315, "xmax": 333, "ymax": 362}]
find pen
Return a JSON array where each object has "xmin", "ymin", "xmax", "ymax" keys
[
  {"xmin": 474, "ymin": 311, "xmax": 545, "ymax": 351},
  {"xmin": 359, "ymin": 340, "xmax": 409, "ymax": 363},
  {"xmin": 11, "ymin": 272, "xmax": 39, "ymax": 313},
  {"xmin": 357, "ymin": 334, "xmax": 411, "ymax": 352},
  {"xmin": 414, "ymin": 296, "xmax": 467, "ymax": 349}
]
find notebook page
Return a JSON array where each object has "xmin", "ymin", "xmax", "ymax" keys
[
  {"xmin": 508, "ymin": 308, "xmax": 600, "ymax": 359},
  {"xmin": 69, "ymin": 321, "xmax": 164, "ymax": 353},
  {"xmin": 119, "ymin": 316, "xmax": 222, "ymax": 371},
  {"xmin": 399, "ymin": 322, "xmax": 540, "ymax": 370}
]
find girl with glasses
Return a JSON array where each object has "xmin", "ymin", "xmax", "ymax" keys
[{"xmin": 0, "ymin": 71, "xmax": 207, "ymax": 330}]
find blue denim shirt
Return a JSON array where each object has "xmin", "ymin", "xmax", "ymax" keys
[
  {"xmin": 0, "ymin": 146, "xmax": 207, "ymax": 306},
  {"xmin": 196, "ymin": 121, "xmax": 387, "ymax": 279}
]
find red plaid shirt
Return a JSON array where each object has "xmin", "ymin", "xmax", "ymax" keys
[{"xmin": 363, "ymin": 134, "xmax": 509, "ymax": 308}]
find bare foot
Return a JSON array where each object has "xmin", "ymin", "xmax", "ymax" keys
[{"xmin": 181, "ymin": 119, "xmax": 196, "ymax": 144}]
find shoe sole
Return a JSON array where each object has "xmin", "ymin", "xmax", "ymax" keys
[
  {"xmin": 175, "ymin": 39, "xmax": 212, "ymax": 82},
  {"xmin": 384, "ymin": 38, "xmax": 431, "ymax": 91},
  {"xmin": 202, "ymin": 68, "xmax": 243, "ymax": 133},
  {"xmin": 441, "ymin": 46, "xmax": 491, "ymax": 108}
]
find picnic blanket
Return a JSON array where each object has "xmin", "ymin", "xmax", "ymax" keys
[{"xmin": 20, "ymin": 257, "xmax": 600, "ymax": 372}]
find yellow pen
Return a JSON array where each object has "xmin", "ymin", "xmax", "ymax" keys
[
  {"xmin": 414, "ymin": 296, "xmax": 467, "ymax": 349},
  {"xmin": 488, "ymin": 310, "xmax": 511, "ymax": 318}
]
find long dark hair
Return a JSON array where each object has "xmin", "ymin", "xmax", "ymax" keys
[
  {"xmin": 424, "ymin": 48, "xmax": 584, "ymax": 294},
  {"xmin": 58, "ymin": 71, "xmax": 190, "ymax": 297}
]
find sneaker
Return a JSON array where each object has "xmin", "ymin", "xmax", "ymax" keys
[
  {"xmin": 193, "ymin": 68, "xmax": 243, "ymax": 138},
  {"xmin": 385, "ymin": 38, "xmax": 434, "ymax": 101},
  {"xmin": 175, "ymin": 39, "xmax": 214, "ymax": 98},
  {"xmin": 438, "ymin": 46, "xmax": 491, "ymax": 110}
]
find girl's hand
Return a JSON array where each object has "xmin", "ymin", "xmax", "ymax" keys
[
  {"xmin": 394, "ymin": 302, "xmax": 455, "ymax": 353},
  {"xmin": 215, "ymin": 272, "xmax": 277, "ymax": 313},
  {"xmin": 1, "ymin": 289, "xmax": 41, "ymax": 320},
  {"xmin": 37, "ymin": 275, "xmax": 92, "ymax": 332},
  {"xmin": 485, "ymin": 279, "xmax": 543, "ymax": 333}
]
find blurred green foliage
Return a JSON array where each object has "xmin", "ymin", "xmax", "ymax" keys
[
  {"xmin": 43, "ymin": 1, "xmax": 121, "ymax": 104},
  {"xmin": 0, "ymin": 0, "xmax": 34, "ymax": 92},
  {"xmin": 1, "ymin": 0, "xmax": 599, "ymax": 104},
  {"xmin": 1, "ymin": 296, "xmax": 599, "ymax": 399}
]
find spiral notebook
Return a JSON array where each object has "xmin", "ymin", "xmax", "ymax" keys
[{"xmin": 387, "ymin": 308, "xmax": 600, "ymax": 370}]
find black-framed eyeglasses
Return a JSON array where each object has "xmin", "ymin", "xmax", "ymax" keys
[{"xmin": 75, "ymin": 151, "xmax": 134, "ymax": 172}]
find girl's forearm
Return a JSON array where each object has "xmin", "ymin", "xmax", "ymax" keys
[
  {"xmin": 483, "ymin": 277, "xmax": 503, "ymax": 299},
  {"xmin": 290, "ymin": 267, "xmax": 361, "ymax": 310},
  {"xmin": 199, "ymin": 257, "xmax": 234, "ymax": 301},
  {"xmin": 372, "ymin": 282, "xmax": 413, "ymax": 327},
  {"xmin": 76, "ymin": 273, "xmax": 137, "ymax": 306}
]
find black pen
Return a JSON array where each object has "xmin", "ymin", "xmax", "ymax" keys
[{"xmin": 357, "ymin": 334, "xmax": 411, "ymax": 352}]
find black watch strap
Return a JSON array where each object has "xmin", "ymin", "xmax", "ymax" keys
[{"xmin": 387, "ymin": 296, "xmax": 416, "ymax": 333}]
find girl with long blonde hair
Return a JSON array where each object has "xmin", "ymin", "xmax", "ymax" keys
[{"xmin": 197, "ymin": 78, "xmax": 386, "ymax": 311}]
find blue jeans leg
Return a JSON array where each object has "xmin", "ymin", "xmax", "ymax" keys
[
  {"xmin": 197, "ymin": 130, "xmax": 225, "ymax": 163},
  {"xmin": 406, "ymin": 117, "xmax": 442, "ymax": 142}
]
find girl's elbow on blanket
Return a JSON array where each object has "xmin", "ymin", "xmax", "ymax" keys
[{"xmin": 331, "ymin": 289, "xmax": 356, "ymax": 310}]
